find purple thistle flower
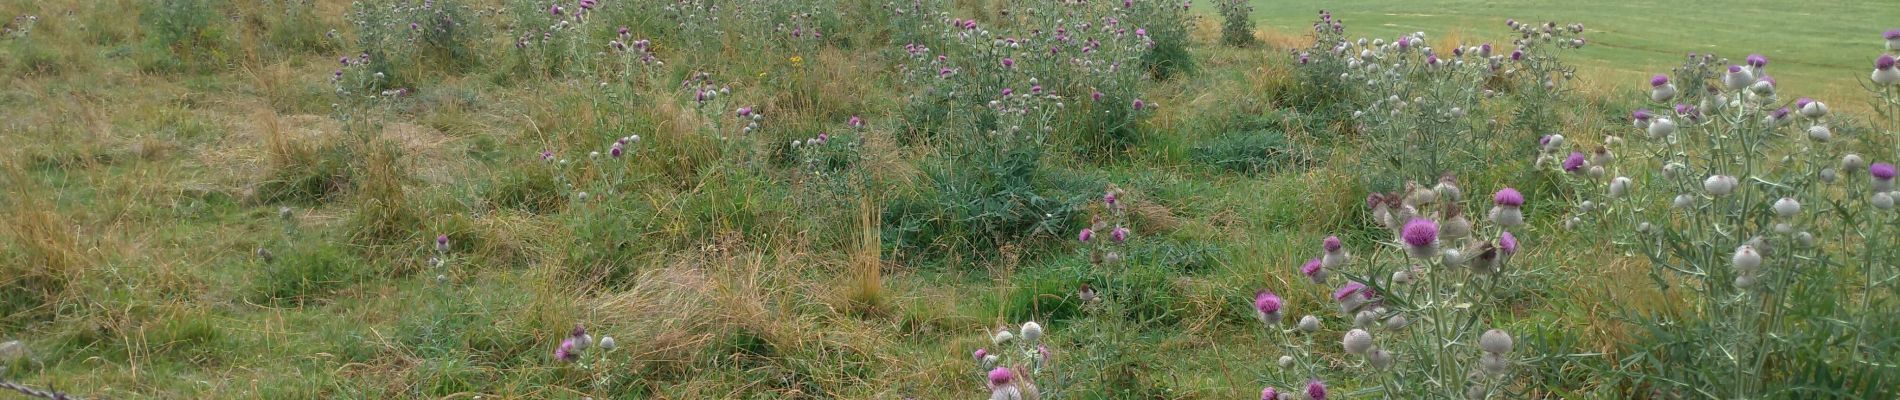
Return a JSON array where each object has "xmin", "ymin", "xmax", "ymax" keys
[
  {"xmin": 1078, "ymin": 228, "xmax": 1095, "ymax": 243},
  {"xmin": 1001, "ymin": 57, "xmax": 1015, "ymax": 68},
  {"xmin": 1511, "ymin": 49, "xmax": 1524, "ymax": 61},
  {"xmin": 1632, "ymin": 109, "xmax": 1653, "ymax": 121},
  {"xmin": 1301, "ymin": 258, "xmax": 1324, "ymax": 278},
  {"xmin": 340, "ymin": 56, "xmax": 351, "ymax": 66},
  {"xmin": 988, "ymin": 367, "xmax": 1012, "ymax": 388},
  {"xmin": 973, "ymin": 348, "xmax": 987, "ymax": 361},
  {"xmin": 1401, "ymin": 218, "xmax": 1438, "ymax": 248},
  {"xmin": 1886, "ymin": 29, "xmax": 1900, "ymax": 40},
  {"xmin": 1873, "ymin": 163, "xmax": 1898, "ymax": 180},
  {"xmin": 618, "ymin": 26, "xmax": 630, "ymax": 37},
  {"xmin": 1499, "ymin": 231, "xmax": 1518, "ymax": 255},
  {"xmin": 1104, "ymin": 191, "xmax": 1118, "ymax": 207},
  {"xmin": 1136, "ymin": 27, "xmax": 1148, "ymax": 37},
  {"xmin": 410, "ymin": 22, "xmax": 419, "ymax": 30},
  {"xmin": 1563, "ymin": 152, "xmax": 1587, "ymax": 172},
  {"xmin": 1110, "ymin": 226, "xmax": 1130, "ymax": 243},
  {"xmin": 1771, "ymin": 107, "xmax": 1791, "ymax": 121},
  {"xmin": 1091, "ymin": 91, "xmax": 1104, "ymax": 101},
  {"xmin": 1728, "ymin": 64, "xmax": 1744, "ymax": 73},
  {"xmin": 435, "ymin": 234, "xmax": 450, "ymax": 253},
  {"xmin": 1306, "ymin": 379, "xmax": 1328, "ymax": 400},
  {"xmin": 1254, "ymin": 290, "xmax": 1282, "ymax": 315},
  {"xmin": 555, "ymin": 337, "xmax": 579, "ymax": 361},
  {"xmin": 736, "ymin": 107, "xmax": 751, "ymax": 117},
  {"xmin": 610, "ymin": 144, "xmax": 623, "ymax": 158},
  {"xmin": 1746, "ymin": 54, "xmax": 1767, "ymax": 68},
  {"xmin": 1797, "ymin": 97, "xmax": 1814, "ymax": 109},
  {"xmin": 1495, "ymin": 188, "xmax": 1524, "ymax": 207},
  {"xmin": 1132, "ymin": 99, "xmax": 1146, "ymax": 110},
  {"xmin": 1262, "ymin": 387, "xmax": 1280, "ymax": 400},
  {"xmin": 1879, "ymin": 55, "xmax": 1897, "ymax": 71},
  {"xmin": 1650, "ymin": 74, "xmax": 1669, "ymax": 87},
  {"xmin": 549, "ymin": 4, "xmax": 561, "ymax": 16},
  {"xmin": 1323, "ymin": 236, "xmax": 1343, "ymax": 252},
  {"xmin": 849, "ymin": 115, "xmax": 863, "ymax": 127},
  {"xmin": 1031, "ymin": 85, "xmax": 1043, "ymax": 94},
  {"xmin": 1001, "ymin": 88, "xmax": 1014, "ymax": 97},
  {"xmin": 540, "ymin": 150, "xmax": 554, "ymax": 161},
  {"xmin": 1332, "ymin": 282, "xmax": 1367, "ymax": 301}
]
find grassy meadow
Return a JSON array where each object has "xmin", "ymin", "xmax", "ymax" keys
[{"xmin": 0, "ymin": 0, "xmax": 1896, "ymax": 398}]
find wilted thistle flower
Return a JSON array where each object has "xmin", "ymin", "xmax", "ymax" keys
[
  {"xmin": 1774, "ymin": 197, "xmax": 1801, "ymax": 217},
  {"xmin": 1255, "ymin": 290, "xmax": 1284, "ymax": 324},
  {"xmin": 1609, "ymin": 177, "xmax": 1633, "ymax": 198},
  {"xmin": 1442, "ymin": 214, "xmax": 1472, "ymax": 242},
  {"xmin": 435, "ymin": 234, "xmax": 450, "ymax": 253},
  {"xmin": 1020, "ymin": 321, "xmax": 1043, "ymax": 343},
  {"xmin": 1872, "ymin": 55, "xmax": 1900, "ymax": 86},
  {"xmin": 1733, "ymin": 245, "xmax": 1763, "ymax": 273},
  {"xmin": 1401, "ymin": 218, "xmax": 1440, "ymax": 258},
  {"xmin": 1306, "ymin": 379, "xmax": 1328, "ymax": 400},
  {"xmin": 1703, "ymin": 175, "xmax": 1738, "ymax": 196},
  {"xmin": 1480, "ymin": 329, "xmax": 1514, "ymax": 354},
  {"xmin": 1872, "ymin": 163, "xmax": 1897, "ymax": 192},
  {"xmin": 1302, "ymin": 258, "xmax": 1328, "ymax": 284},
  {"xmin": 1649, "ymin": 75, "xmax": 1677, "ymax": 102},
  {"xmin": 1342, "ymin": 328, "xmax": 1374, "ymax": 355},
  {"xmin": 1298, "ymin": 315, "xmax": 1321, "ymax": 332}
]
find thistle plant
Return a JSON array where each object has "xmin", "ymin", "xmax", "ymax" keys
[
  {"xmin": 1262, "ymin": 175, "xmax": 1533, "ymax": 399},
  {"xmin": 1570, "ymin": 35, "xmax": 1900, "ymax": 396},
  {"xmin": 973, "ymin": 321, "xmax": 1062, "ymax": 399}
]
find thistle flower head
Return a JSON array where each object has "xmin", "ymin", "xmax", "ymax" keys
[
  {"xmin": 1632, "ymin": 109, "xmax": 1653, "ymax": 121},
  {"xmin": 1880, "ymin": 55, "xmax": 1897, "ymax": 71},
  {"xmin": 1322, "ymin": 236, "xmax": 1343, "ymax": 252},
  {"xmin": 1261, "ymin": 387, "xmax": 1279, "ymax": 400},
  {"xmin": 1401, "ymin": 218, "xmax": 1439, "ymax": 248},
  {"xmin": 987, "ymin": 367, "xmax": 1013, "ymax": 388},
  {"xmin": 555, "ymin": 338, "xmax": 579, "ymax": 361},
  {"xmin": 1301, "ymin": 258, "xmax": 1325, "ymax": 279},
  {"xmin": 1078, "ymin": 228, "xmax": 1094, "ymax": 243},
  {"xmin": 1499, "ymin": 231, "xmax": 1518, "ymax": 255},
  {"xmin": 1563, "ymin": 152, "xmax": 1587, "ymax": 172},
  {"xmin": 1733, "ymin": 245, "xmax": 1763, "ymax": 272},
  {"xmin": 1774, "ymin": 197, "xmax": 1801, "ymax": 217},
  {"xmin": 1649, "ymin": 74, "xmax": 1669, "ymax": 87},
  {"xmin": 1333, "ymin": 282, "xmax": 1368, "ymax": 302},
  {"xmin": 1342, "ymin": 329, "xmax": 1373, "ymax": 355},
  {"xmin": 1110, "ymin": 226, "xmax": 1130, "ymax": 243},
  {"xmin": 1306, "ymin": 379, "xmax": 1328, "ymax": 400},
  {"xmin": 1872, "ymin": 163, "xmax": 1897, "ymax": 180},
  {"xmin": 1887, "ymin": 29, "xmax": 1900, "ymax": 40},
  {"xmin": 1746, "ymin": 54, "xmax": 1767, "ymax": 68},
  {"xmin": 1494, "ymin": 188, "xmax": 1524, "ymax": 207},
  {"xmin": 1255, "ymin": 290, "xmax": 1283, "ymax": 315},
  {"xmin": 436, "ymin": 234, "xmax": 450, "ymax": 253}
]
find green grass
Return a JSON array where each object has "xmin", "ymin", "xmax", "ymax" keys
[
  {"xmin": 1242, "ymin": 0, "xmax": 1898, "ymax": 100},
  {"xmin": 0, "ymin": 0, "xmax": 1894, "ymax": 398}
]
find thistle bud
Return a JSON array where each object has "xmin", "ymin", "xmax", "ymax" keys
[
  {"xmin": 1298, "ymin": 315, "xmax": 1321, "ymax": 333},
  {"xmin": 1732, "ymin": 245, "xmax": 1763, "ymax": 273},
  {"xmin": 1368, "ymin": 349, "xmax": 1395, "ymax": 369},
  {"xmin": 1773, "ymin": 197, "xmax": 1800, "ymax": 217},
  {"xmin": 1875, "ymin": 192, "xmax": 1895, "ymax": 210},
  {"xmin": 1480, "ymin": 352, "xmax": 1511, "ymax": 376},
  {"xmin": 1807, "ymin": 125, "xmax": 1832, "ymax": 142},
  {"xmin": 1480, "ymin": 329, "xmax": 1514, "ymax": 354},
  {"xmin": 1020, "ymin": 322, "xmax": 1043, "ymax": 343},
  {"xmin": 1703, "ymin": 175, "xmax": 1737, "ymax": 196},
  {"xmin": 1609, "ymin": 177, "xmax": 1632, "ymax": 198},
  {"xmin": 1343, "ymin": 329, "xmax": 1374, "ymax": 355},
  {"xmin": 1647, "ymin": 117, "xmax": 1676, "ymax": 138}
]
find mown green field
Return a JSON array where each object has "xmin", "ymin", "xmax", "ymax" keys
[{"xmin": 1245, "ymin": 0, "xmax": 1896, "ymax": 99}]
